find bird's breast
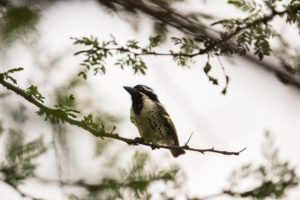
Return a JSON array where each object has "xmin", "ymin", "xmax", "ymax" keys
[{"xmin": 130, "ymin": 98, "xmax": 165, "ymax": 142}]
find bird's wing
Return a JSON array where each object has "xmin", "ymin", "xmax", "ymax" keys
[{"xmin": 156, "ymin": 102, "xmax": 180, "ymax": 146}]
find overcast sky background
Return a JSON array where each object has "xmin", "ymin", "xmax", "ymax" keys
[{"xmin": 1, "ymin": 0, "xmax": 300, "ymax": 199}]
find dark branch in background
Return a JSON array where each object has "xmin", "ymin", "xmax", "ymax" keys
[
  {"xmin": 0, "ymin": 71, "xmax": 245, "ymax": 156},
  {"xmin": 96, "ymin": 0, "xmax": 300, "ymax": 91},
  {"xmin": 97, "ymin": 0, "xmax": 211, "ymax": 38},
  {"xmin": 76, "ymin": 5, "xmax": 294, "ymax": 57}
]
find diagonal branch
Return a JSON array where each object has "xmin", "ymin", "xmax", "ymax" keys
[{"xmin": 0, "ymin": 73, "xmax": 245, "ymax": 156}]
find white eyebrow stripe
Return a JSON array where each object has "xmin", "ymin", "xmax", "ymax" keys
[
  {"xmin": 142, "ymin": 85, "xmax": 154, "ymax": 92},
  {"xmin": 135, "ymin": 85, "xmax": 158, "ymax": 97}
]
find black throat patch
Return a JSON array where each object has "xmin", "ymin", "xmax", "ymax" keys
[{"xmin": 131, "ymin": 93, "xmax": 143, "ymax": 115}]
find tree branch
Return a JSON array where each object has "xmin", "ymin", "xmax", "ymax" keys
[
  {"xmin": 99, "ymin": 4, "xmax": 299, "ymax": 57},
  {"xmin": 96, "ymin": 0, "xmax": 300, "ymax": 91},
  {"xmin": 0, "ymin": 73, "xmax": 245, "ymax": 156}
]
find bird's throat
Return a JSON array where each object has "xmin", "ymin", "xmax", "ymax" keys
[{"xmin": 131, "ymin": 94, "xmax": 143, "ymax": 115}]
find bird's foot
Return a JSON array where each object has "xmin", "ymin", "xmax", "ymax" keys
[
  {"xmin": 150, "ymin": 143, "xmax": 160, "ymax": 150},
  {"xmin": 133, "ymin": 137, "xmax": 144, "ymax": 144}
]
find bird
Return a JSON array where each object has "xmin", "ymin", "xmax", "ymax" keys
[{"xmin": 123, "ymin": 84, "xmax": 185, "ymax": 157}]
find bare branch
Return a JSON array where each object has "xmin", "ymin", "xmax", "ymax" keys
[
  {"xmin": 185, "ymin": 132, "xmax": 193, "ymax": 147},
  {"xmin": 0, "ymin": 73, "xmax": 245, "ymax": 156}
]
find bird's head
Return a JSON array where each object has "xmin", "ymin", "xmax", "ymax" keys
[{"xmin": 123, "ymin": 85, "xmax": 159, "ymax": 102}]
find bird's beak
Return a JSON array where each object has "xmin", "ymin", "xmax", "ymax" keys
[{"xmin": 123, "ymin": 86, "xmax": 137, "ymax": 96}]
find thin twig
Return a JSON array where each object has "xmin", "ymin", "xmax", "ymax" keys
[
  {"xmin": 216, "ymin": 56, "xmax": 230, "ymax": 94},
  {"xmin": 0, "ymin": 74, "xmax": 246, "ymax": 156},
  {"xmin": 184, "ymin": 132, "xmax": 193, "ymax": 147}
]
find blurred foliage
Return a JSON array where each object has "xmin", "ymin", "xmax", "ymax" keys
[
  {"xmin": 273, "ymin": 36, "xmax": 300, "ymax": 76},
  {"xmin": 95, "ymin": 0, "xmax": 209, "ymax": 38},
  {"xmin": 68, "ymin": 152, "xmax": 183, "ymax": 200},
  {"xmin": 225, "ymin": 131, "xmax": 299, "ymax": 199},
  {"xmin": 0, "ymin": 129, "xmax": 46, "ymax": 188},
  {"xmin": 0, "ymin": 2, "xmax": 40, "ymax": 46},
  {"xmin": 11, "ymin": 104, "xmax": 28, "ymax": 123}
]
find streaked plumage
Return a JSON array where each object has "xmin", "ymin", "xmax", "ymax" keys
[{"xmin": 124, "ymin": 85, "xmax": 185, "ymax": 157}]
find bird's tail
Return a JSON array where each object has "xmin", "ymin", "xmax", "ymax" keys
[{"xmin": 171, "ymin": 149, "xmax": 185, "ymax": 157}]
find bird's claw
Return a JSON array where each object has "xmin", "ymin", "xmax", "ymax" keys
[
  {"xmin": 151, "ymin": 145, "xmax": 157, "ymax": 150},
  {"xmin": 133, "ymin": 137, "xmax": 144, "ymax": 144}
]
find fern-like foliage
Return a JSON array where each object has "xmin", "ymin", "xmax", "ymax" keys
[
  {"xmin": 0, "ymin": 67, "xmax": 23, "ymax": 84},
  {"xmin": 0, "ymin": 129, "xmax": 46, "ymax": 188},
  {"xmin": 226, "ymin": 132, "xmax": 299, "ymax": 199},
  {"xmin": 26, "ymin": 85, "xmax": 45, "ymax": 103},
  {"xmin": 69, "ymin": 152, "xmax": 182, "ymax": 200}
]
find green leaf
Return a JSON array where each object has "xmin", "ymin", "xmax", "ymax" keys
[
  {"xmin": 78, "ymin": 71, "xmax": 87, "ymax": 80},
  {"xmin": 127, "ymin": 40, "xmax": 140, "ymax": 49},
  {"xmin": 7, "ymin": 67, "xmax": 24, "ymax": 73},
  {"xmin": 222, "ymin": 75, "xmax": 230, "ymax": 95},
  {"xmin": 0, "ymin": 6, "xmax": 40, "ymax": 45},
  {"xmin": 149, "ymin": 35, "xmax": 162, "ymax": 47},
  {"xmin": 3, "ymin": 131, "xmax": 47, "ymax": 187},
  {"xmin": 228, "ymin": 0, "xmax": 257, "ymax": 12},
  {"xmin": 1, "ymin": 67, "xmax": 24, "ymax": 84},
  {"xmin": 25, "ymin": 85, "xmax": 45, "ymax": 103},
  {"xmin": 209, "ymin": 76, "xmax": 219, "ymax": 85}
]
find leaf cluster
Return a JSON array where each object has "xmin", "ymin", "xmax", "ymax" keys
[
  {"xmin": 285, "ymin": 0, "xmax": 300, "ymax": 34},
  {"xmin": 0, "ymin": 67, "xmax": 23, "ymax": 84},
  {"xmin": 0, "ymin": 2, "xmax": 40, "ymax": 46},
  {"xmin": 227, "ymin": 132, "xmax": 299, "ymax": 199},
  {"xmin": 82, "ymin": 114, "xmax": 117, "ymax": 138},
  {"xmin": 213, "ymin": 1, "xmax": 280, "ymax": 60},
  {"xmin": 72, "ymin": 152, "xmax": 182, "ymax": 200},
  {"xmin": 72, "ymin": 35, "xmax": 149, "ymax": 78},
  {"xmin": 54, "ymin": 94, "xmax": 80, "ymax": 118},
  {"xmin": 0, "ymin": 129, "xmax": 46, "ymax": 188},
  {"xmin": 73, "ymin": 36, "xmax": 115, "ymax": 79},
  {"xmin": 26, "ymin": 85, "xmax": 45, "ymax": 103},
  {"xmin": 37, "ymin": 95, "xmax": 80, "ymax": 124},
  {"xmin": 203, "ymin": 61, "xmax": 218, "ymax": 85},
  {"xmin": 170, "ymin": 37, "xmax": 199, "ymax": 66},
  {"xmin": 73, "ymin": 35, "xmax": 215, "ymax": 79},
  {"xmin": 228, "ymin": 0, "xmax": 257, "ymax": 13}
]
